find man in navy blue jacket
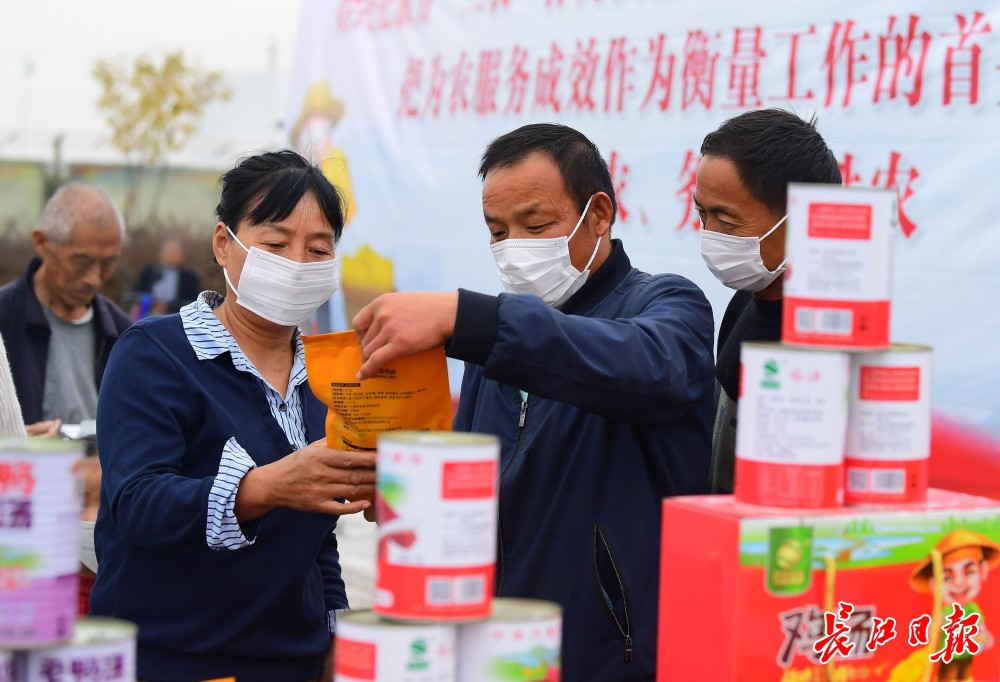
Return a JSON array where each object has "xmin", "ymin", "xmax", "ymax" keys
[{"xmin": 353, "ymin": 124, "xmax": 714, "ymax": 681}]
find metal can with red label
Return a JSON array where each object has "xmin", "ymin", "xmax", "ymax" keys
[
  {"xmin": 335, "ymin": 610, "xmax": 456, "ymax": 682},
  {"xmin": 19, "ymin": 617, "xmax": 137, "ymax": 681},
  {"xmin": 782, "ymin": 183, "xmax": 896, "ymax": 349},
  {"xmin": 457, "ymin": 598, "xmax": 562, "ymax": 682},
  {"xmin": 0, "ymin": 438, "xmax": 82, "ymax": 647},
  {"xmin": 845, "ymin": 344, "xmax": 932, "ymax": 505},
  {"xmin": 735, "ymin": 343, "xmax": 850, "ymax": 508},
  {"xmin": 375, "ymin": 432, "xmax": 499, "ymax": 621}
]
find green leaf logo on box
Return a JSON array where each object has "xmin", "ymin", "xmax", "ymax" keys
[
  {"xmin": 407, "ymin": 638, "xmax": 430, "ymax": 671},
  {"xmin": 761, "ymin": 359, "xmax": 781, "ymax": 390}
]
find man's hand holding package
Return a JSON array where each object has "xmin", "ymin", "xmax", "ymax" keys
[
  {"xmin": 235, "ymin": 439, "xmax": 376, "ymax": 522},
  {"xmin": 353, "ymin": 292, "xmax": 458, "ymax": 379}
]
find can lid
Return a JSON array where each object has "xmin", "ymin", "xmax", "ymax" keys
[
  {"xmin": 70, "ymin": 618, "xmax": 138, "ymax": 646},
  {"xmin": 0, "ymin": 438, "xmax": 84, "ymax": 456},
  {"xmin": 340, "ymin": 610, "xmax": 455, "ymax": 630},
  {"xmin": 377, "ymin": 431, "xmax": 499, "ymax": 447},
  {"xmin": 883, "ymin": 343, "xmax": 932, "ymax": 354},
  {"xmin": 741, "ymin": 341, "xmax": 850, "ymax": 357},
  {"xmin": 489, "ymin": 598, "xmax": 562, "ymax": 622}
]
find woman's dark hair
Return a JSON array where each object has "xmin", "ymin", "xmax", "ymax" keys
[
  {"xmin": 216, "ymin": 150, "xmax": 346, "ymax": 240},
  {"xmin": 700, "ymin": 109, "xmax": 842, "ymax": 214},
  {"xmin": 479, "ymin": 123, "xmax": 617, "ymax": 227}
]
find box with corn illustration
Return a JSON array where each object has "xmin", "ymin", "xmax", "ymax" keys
[{"xmin": 658, "ymin": 489, "xmax": 1000, "ymax": 681}]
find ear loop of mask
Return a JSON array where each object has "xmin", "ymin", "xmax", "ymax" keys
[
  {"xmin": 569, "ymin": 195, "xmax": 601, "ymax": 273},
  {"xmin": 222, "ymin": 225, "xmax": 249, "ymax": 297},
  {"xmin": 761, "ymin": 215, "xmax": 788, "ymax": 273}
]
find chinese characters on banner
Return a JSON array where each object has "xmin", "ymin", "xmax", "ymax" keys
[{"xmin": 387, "ymin": 11, "xmax": 990, "ymax": 232}]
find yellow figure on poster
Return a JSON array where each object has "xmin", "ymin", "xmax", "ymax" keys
[{"xmin": 291, "ymin": 81, "xmax": 357, "ymax": 225}]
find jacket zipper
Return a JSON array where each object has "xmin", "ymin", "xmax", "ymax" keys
[
  {"xmin": 594, "ymin": 524, "xmax": 634, "ymax": 662},
  {"xmin": 497, "ymin": 396, "xmax": 528, "ymax": 596}
]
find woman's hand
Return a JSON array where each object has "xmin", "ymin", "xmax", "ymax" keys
[{"xmin": 235, "ymin": 439, "xmax": 376, "ymax": 522}]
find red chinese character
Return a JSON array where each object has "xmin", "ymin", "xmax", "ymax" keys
[
  {"xmin": 336, "ymin": 0, "xmax": 367, "ymax": 31},
  {"xmin": 674, "ymin": 150, "xmax": 701, "ymax": 232},
  {"xmin": 534, "ymin": 42, "xmax": 565, "ymax": 113},
  {"xmin": 813, "ymin": 601, "xmax": 856, "ymax": 664},
  {"xmin": 397, "ymin": 57, "xmax": 424, "ymax": 117},
  {"xmin": 871, "ymin": 151, "xmax": 919, "ymax": 237},
  {"xmin": 942, "ymin": 12, "xmax": 993, "ymax": 105},
  {"xmin": 503, "ymin": 46, "xmax": 531, "ymax": 115},
  {"xmin": 416, "ymin": 0, "xmax": 433, "ymax": 22},
  {"xmin": 424, "ymin": 55, "xmax": 448, "ymax": 117},
  {"xmin": 604, "ymin": 37, "xmax": 635, "ymax": 113},
  {"xmin": 873, "ymin": 15, "xmax": 931, "ymax": 106},
  {"xmin": 474, "ymin": 50, "xmax": 503, "ymax": 116},
  {"xmin": 450, "ymin": 52, "xmax": 473, "ymax": 115},
  {"xmin": 0, "ymin": 462, "xmax": 34, "ymax": 495},
  {"xmin": 865, "ymin": 616, "xmax": 897, "ymax": 652},
  {"xmin": 771, "ymin": 25, "xmax": 816, "ymax": 102},
  {"xmin": 568, "ymin": 38, "xmax": 600, "ymax": 112},
  {"xmin": 823, "ymin": 20, "xmax": 871, "ymax": 108},
  {"xmin": 640, "ymin": 34, "xmax": 675, "ymax": 112},
  {"xmin": 681, "ymin": 31, "xmax": 720, "ymax": 110},
  {"xmin": 369, "ymin": 0, "xmax": 394, "ymax": 30},
  {"xmin": 394, "ymin": 0, "xmax": 413, "ymax": 27},
  {"xmin": 908, "ymin": 613, "xmax": 931, "ymax": 646},
  {"xmin": 725, "ymin": 27, "xmax": 766, "ymax": 108},
  {"xmin": 838, "ymin": 153, "xmax": 863, "ymax": 187},
  {"xmin": 930, "ymin": 602, "xmax": 982, "ymax": 663},
  {"xmin": 607, "ymin": 150, "xmax": 630, "ymax": 223},
  {"xmin": 489, "ymin": 0, "xmax": 509, "ymax": 10}
]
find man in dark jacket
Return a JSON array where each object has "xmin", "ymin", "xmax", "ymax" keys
[
  {"xmin": 693, "ymin": 109, "xmax": 843, "ymax": 494},
  {"xmin": 0, "ymin": 183, "xmax": 132, "ymax": 428},
  {"xmin": 353, "ymin": 124, "xmax": 715, "ymax": 681},
  {"xmin": 131, "ymin": 238, "xmax": 202, "ymax": 316}
]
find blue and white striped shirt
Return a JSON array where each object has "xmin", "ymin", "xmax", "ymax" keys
[{"xmin": 181, "ymin": 292, "xmax": 310, "ymax": 550}]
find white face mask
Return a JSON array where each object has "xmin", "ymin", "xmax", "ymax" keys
[
  {"xmin": 223, "ymin": 225, "xmax": 340, "ymax": 327},
  {"xmin": 80, "ymin": 519, "xmax": 98, "ymax": 573},
  {"xmin": 490, "ymin": 195, "xmax": 601, "ymax": 309},
  {"xmin": 700, "ymin": 215, "xmax": 787, "ymax": 292}
]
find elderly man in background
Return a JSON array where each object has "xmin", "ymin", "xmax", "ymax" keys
[
  {"xmin": 693, "ymin": 109, "xmax": 842, "ymax": 493},
  {"xmin": 0, "ymin": 183, "xmax": 132, "ymax": 431}
]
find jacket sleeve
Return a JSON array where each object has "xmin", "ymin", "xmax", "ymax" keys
[
  {"xmin": 317, "ymin": 524, "xmax": 348, "ymax": 611},
  {"xmin": 448, "ymin": 276, "xmax": 715, "ymax": 424},
  {"xmin": 97, "ymin": 325, "xmax": 223, "ymax": 547}
]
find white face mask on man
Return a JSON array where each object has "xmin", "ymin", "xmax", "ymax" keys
[
  {"xmin": 489, "ymin": 195, "xmax": 601, "ymax": 309},
  {"xmin": 700, "ymin": 215, "xmax": 787, "ymax": 292},
  {"xmin": 222, "ymin": 225, "xmax": 340, "ymax": 327}
]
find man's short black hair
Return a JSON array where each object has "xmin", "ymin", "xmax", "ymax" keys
[
  {"xmin": 700, "ymin": 109, "xmax": 842, "ymax": 214},
  {"xmin": 479, "ymin": 123, "xmax": 617, "ymax": 227}
]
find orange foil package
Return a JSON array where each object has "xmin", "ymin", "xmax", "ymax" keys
[{"xmin": 302, "ymin": 331, "xmax": 452, "ymax": 451}]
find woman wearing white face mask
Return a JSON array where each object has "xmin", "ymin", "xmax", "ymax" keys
[
  {"xmin": 694, "ymin": 109, "xmax": 843, "ymax": 495},
  {"xmin": 91, "ymin": 150, "xmax": 374, "ymax": 682}
]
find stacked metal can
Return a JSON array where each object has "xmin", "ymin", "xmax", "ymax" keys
[
  {"xmin": 334, "ymin": 432, "xmax": 563, "ymax": 681},
  {"xmin": 734, "ymin": 184, "xmax": 932, "ymax": 508},
  {"xmin": 0, "ymin": 438, "xmax": 137, "ymax": 680}
]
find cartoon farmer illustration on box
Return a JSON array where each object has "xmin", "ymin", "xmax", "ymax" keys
[{"xmin": 910, "ymin": 529, "xmax": 999, "ymax": 682}]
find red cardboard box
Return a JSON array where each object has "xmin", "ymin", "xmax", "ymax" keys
[{"xmin": 659, "ymin": 489, "xmax": 1000, "ymax": 681}]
